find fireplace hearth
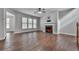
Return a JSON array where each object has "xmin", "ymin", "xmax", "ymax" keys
[{"xmin": 45, "ymin": 26, "xmax": 53, "ymax": 33}]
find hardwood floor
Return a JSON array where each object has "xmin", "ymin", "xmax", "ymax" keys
[{"xmin": 0, "ymin": 32, "xmax": 78, "ymax": 51}]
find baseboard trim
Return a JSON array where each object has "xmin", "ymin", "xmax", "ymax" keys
[
  {"xmin": 59, "ymin": 32, "xmax": 76, "ymax": 36},
  {"xmin": 14, "ymin": 30, "xmax": 42, "ymax": 34}
]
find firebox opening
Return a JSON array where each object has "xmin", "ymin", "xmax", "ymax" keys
[{"xmin": 45, "ymin": 26, "xmax": 53, "ymax": 33}]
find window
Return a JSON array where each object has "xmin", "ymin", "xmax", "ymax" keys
[
  {"xmin": 22, "ymin": 17, "xmax": 37, "ymax": 29},
  {"xmin": 28, "ymin": 18, "xmax": 32, "ymax": 28},
  {"xmin": 33, "ymin": 19, "xmax": 37, "ymax": 28},
  {"xmin": 22, "ymin": 17, "xmax": 27, "ymax": 29},
  {"xmin": 6, "ymin": 18, "xmax": 10, "ymax": 29}
]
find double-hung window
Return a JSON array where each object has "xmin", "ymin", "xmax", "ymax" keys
[
  {"xmin": 22, "ymin": 17, "xmax": 27, "ymax": 29},
  {"xmin": 22, "ymin": 17, "xmax": 37, "ymax": 29},
  {"xmin": 33, "ymin": 19, "xmax": 37, "ymax": 28},
  {"xmin": 28, "ymin": 18, "xmax": 32, "ymax": 28}
]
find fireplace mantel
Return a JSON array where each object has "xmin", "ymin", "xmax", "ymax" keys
[
  {"xmin": 45, "ymin": 22, "xmax": 56, "ymax": 24},
  {"xmin": 44, "ymin": 22, "xmax": 56, "ymax": 25},
  {"xmin": 43, "ymin": 22, "xmax": 56, "ymax": 34}
]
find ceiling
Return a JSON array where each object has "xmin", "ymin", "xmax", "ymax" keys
[
  {"xmin": 6, "ymin": 11, "xmax": 15, "ymax": 17},
  {"xmin": 12, "ymin": 8, "xmax": 71, "ymax": 17}
]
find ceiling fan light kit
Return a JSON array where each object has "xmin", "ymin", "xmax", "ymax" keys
[{"xmin": 35, "ymin": 8, "xmax": 46, "ymax": 14}]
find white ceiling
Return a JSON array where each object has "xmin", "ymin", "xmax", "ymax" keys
[
  {"xmin": 6, "ymin": 11, "xmax": 15, "ymax": 17},
  {"xmin": 12, "ymin": 8, "xmax": 71, "ymax": 17}
]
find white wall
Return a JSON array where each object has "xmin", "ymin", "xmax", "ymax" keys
[
  {"xmin": 59, "ymin": 8, "xmax": 74, "ymax": 19},
  {"xmin": 40, "ymin": 11, "xmax": 58, "ymax": 34},
  {"xmin": 59, "ymin": 9, "xmax": 79, "ymax": 36},
  {"xmin": 0, "ymin": 8, "xmax": 5, "ymax": 40},
  {"xmin": 5, "ymin": 9, "xmax": 40, "ymax": 33}
]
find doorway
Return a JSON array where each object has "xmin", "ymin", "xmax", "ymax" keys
[
  {"xmin": 6, "ymin": 11, "xmax": 15, "ymax": 33},
  {"xmin": 5, "ymin": 11, "xmax": 15, "ymax": 41}
]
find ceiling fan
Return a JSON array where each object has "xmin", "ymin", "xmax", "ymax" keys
[{"xmin": 34, "ymin": 8, "xmax": 46, "ymax": 14}]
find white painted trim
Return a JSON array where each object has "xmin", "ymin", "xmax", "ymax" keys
[
  {"xmin": 57, "ymin": 10, "xmax": 60, "ymax": 34},
  {"xmin": 14, "ymin": 32, "xmax": 22, "ymax": 34},
  {"xmin": 54, "ymin": 32, "xmax": 58, "ymax": 34},
  {"xmin": 14, "ymin": 30, "xmax": 41, "ymax": 34},
  {"xmin": 59, "ymin": 32, "xmax": 76, "ymax": 36}
]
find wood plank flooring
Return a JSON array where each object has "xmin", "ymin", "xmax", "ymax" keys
[{"xmin": 0, "ymin": 32, "xmax": 78, "ymax": 51}]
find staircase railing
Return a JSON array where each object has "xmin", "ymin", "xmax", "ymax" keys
[{"xmin": 76, "ymin": 22, "xmax": 79, "ymax": 47}]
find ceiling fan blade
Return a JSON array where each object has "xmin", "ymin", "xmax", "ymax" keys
[{"xmin": 42, "ymin": 8, "xmax": 46, "ymax": 13}]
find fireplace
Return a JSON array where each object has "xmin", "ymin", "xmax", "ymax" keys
[{"xmin": 45, "ymin": 26, "xmax": 53, "ymax": 33}]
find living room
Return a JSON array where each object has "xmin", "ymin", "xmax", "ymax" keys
[{"xmin": 0, "ymin": 8, "xmax": 79, "ymax": 51}]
